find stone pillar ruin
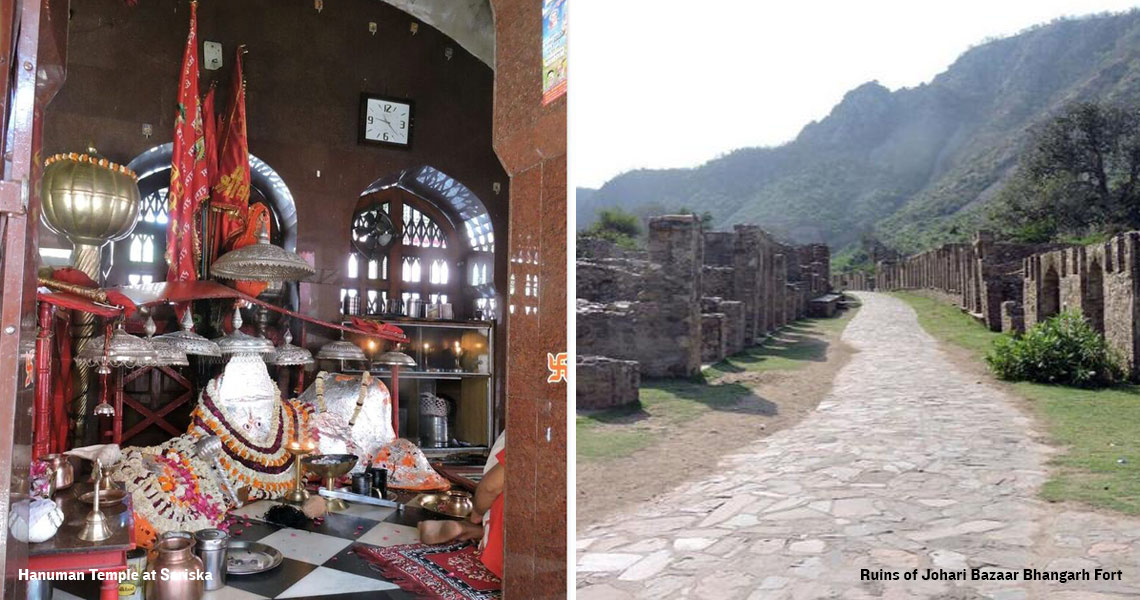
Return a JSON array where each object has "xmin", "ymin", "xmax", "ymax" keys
[
  {"xmin": 774, "ymin": 253, "xmax": 788, "ymax": 328},
  {"xmin": 1094, "ymin": 232, "xmax": 1140, "ymax": 374},
  {"xmin": 641, "ymin": 215, "xmax": 704, "ymax": 377},
  {"xmin": 732, "ymin": 225, "xmax": 765, "ymax": 342}
]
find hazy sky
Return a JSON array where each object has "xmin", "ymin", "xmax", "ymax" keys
[{"xmin": 572, "ymin": 0, "xmax": 1140, "ymax": 189}]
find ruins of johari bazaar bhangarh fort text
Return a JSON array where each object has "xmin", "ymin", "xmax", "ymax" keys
[
  {"xmin": 834, "ymin": 230, "xmax": 1140, "ymax": 376},
  {"xmin": 576, "ymin": 215, "xmax": 837, "ymax": 409}
]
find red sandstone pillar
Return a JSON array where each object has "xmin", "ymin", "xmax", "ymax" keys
[{"xmin": 33, "ymin": 302, "xmax": 53, "ymax": 460}]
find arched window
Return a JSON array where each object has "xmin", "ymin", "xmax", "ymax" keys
[
  {"xmin": 348, "ymin": 166, "xmax": 496, "ymax": 319},
  {"xmin": 347, "ymin": 190, "xmax": 460, "ymax": 312},
  {"xmin": 109, "ymin": 145, "xmax": 295, "ymax": 290},
  {"xmin": 112, "ymin": 184, "xmax": 168, "ymax": 285}
]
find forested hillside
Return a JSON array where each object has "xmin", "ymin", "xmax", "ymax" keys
[{"xmin": 577, "ymin": 11, "xmax": 1140, "ymax": 255}]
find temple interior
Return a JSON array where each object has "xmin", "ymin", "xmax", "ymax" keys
[{"xmin": 0, "ymin": 0, "xmax": 567, "ymax": 599}]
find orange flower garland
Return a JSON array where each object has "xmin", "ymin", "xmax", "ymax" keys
[{"xmin": 188, "ymin": 379, "xmax": 313, "ymax": 501}]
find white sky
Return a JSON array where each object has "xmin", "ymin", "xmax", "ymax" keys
[{"xmin": 571, "ymin": 0, "xmax": 1140, "ymax": 189}]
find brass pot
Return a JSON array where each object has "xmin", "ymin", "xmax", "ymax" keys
[
  {"xmin": 441, "ymin": 490, "xmax": 474, "ymax": 517},
  {"xmin": 41, "ymin": 150, "xmax": 141, "ymax": 247},
  {"xmin": 40, "ymin": 454, "xmax": 74, "ymax": 491},
  {"xmin": 145, "ymin": 537, "xmax": 205, "ymax": 600}
]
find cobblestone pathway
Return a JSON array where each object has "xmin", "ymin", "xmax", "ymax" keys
[{"xmin": 577, "ymin": 292, "xmax": 1140, "ymax": 599}]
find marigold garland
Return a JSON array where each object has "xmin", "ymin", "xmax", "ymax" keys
[
  {"xmin": 187, "ymin": 379, "xmax": 312, "ymax": 501},
  {"xmin": 112, "ymin": 436, "xmax": 227, "ymax": 540}
]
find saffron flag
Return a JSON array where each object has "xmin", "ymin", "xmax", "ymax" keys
[
  {"xmin": 212, "ymin": 47, "xmax": 266, "ymax": 297},
  {"xmin": 212, "ymin": 46, "xmax": 250, "ymax": 255},
  {"xmin": 165, "ymin": 1, "xmax": 209, "ymax": 283}
]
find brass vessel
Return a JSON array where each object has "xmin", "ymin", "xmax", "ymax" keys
[
  {"xmin": 41, "ymin": 150, "xmax": 141, "ymax": 247},
  {"xmin": 302, "ymin": 454, "xmax": 357, "ymax": 511},
  {"xmin": 40, "ymin": 148, "xmax": 141, "ymax": 438},
  {"xmin": 145, "ymin": 537, "xmax": 205, "ymax": 600},
  {"xmin": 284, "ymin": 438, "xmax": 317, "ymax": 505},
  {"xmin": 40, "ymin": 454, "xmax": 74, "ymax": 491},
  {"xmin": 418, "ymin": 490, "xmax": 474, "ymax": 518},
  {"xmin": 441, "ymin": 490, "xmax": 474, "ymax": 517}
]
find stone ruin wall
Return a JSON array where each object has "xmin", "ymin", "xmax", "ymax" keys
[
  {"xmin": 832, "ymin": 271, "xmax": 874, "ymax": 291},
  {"xmin": 576, "ymin": 216, "xmax": 834, "ymax": 410},
  {"xmin": 1023, "ymin": 233, "xmax": 1140, "ymax": 372},
  {"xmin": 842, "ymin": 230, "xmax": 1140, "ymax": 378}
]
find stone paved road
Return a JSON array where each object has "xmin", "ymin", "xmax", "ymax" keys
[{"xmin": 577, "ymin": 292, "xmax": 1140, "ymax": 599}]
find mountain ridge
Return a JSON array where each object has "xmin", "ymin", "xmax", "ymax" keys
[{"xmin": 577, "ymin": 10, "xmax": 1140, "ymax": 254}]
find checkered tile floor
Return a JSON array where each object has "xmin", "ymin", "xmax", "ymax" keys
[{"xmin": 52, "ymin": 499, "xmax": 437, "ymax": 600}]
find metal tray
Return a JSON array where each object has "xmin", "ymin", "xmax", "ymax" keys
[
  {"xmin": 226, "ymin": 541, "xmax": 283, "ymax": 575},
  {"xmin": 77, "ymin": 488, "xmax": 128, "ymax": 506},
  {"xmin": 412, "ymin": 492, "xmax": 473, "ymax": 518}
]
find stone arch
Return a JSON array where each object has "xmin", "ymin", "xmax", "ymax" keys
[
  {"xmin": 1041, "ymin": 264, "xmax": 1061, "ymax": 320},
  {"xmin": 1087, "ymin": 258, "xmax": 1105, "ymax": 333},
  {"xmin": 124, "ymin": 143, "xmax": 300, "ymax": 310}
]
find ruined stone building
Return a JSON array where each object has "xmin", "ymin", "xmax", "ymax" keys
[
  {"xmin": 837, "ymin": 230, "xmax": 1140, "ymax": 376},
  {"xmin": 577, "ymin": 215, "xmax": 833, "ymax": 410}
]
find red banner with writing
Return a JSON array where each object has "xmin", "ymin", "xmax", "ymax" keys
[
  {"xmin": 212, "ymin": 46, "xmax": 250, "ymax": 256},
  {"xmin": 165, "ymin": 1, "xmax": 209, "ymax": 283}
]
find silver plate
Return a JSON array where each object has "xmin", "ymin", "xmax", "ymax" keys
[
  {"xmin": 77, "ymin": 488, "xmax": 128, "ymax": 506},
  {"xmin": 226, "ymin": 541, "xmax": 284, "ymax": 575}
]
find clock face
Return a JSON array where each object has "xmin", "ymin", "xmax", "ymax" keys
[{"xmin": 360, "ymin": 95, "xmax": 413, "ymax": 148}]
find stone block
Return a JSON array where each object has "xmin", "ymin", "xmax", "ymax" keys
[
  {"xmin": 577, "ymin": 259, "xmax": 646, "ymax": 303},
  {"xmin": 701, "ymin": 313, "xmax": 727, "ymax": 364},
  {"xmin": 576, "ymin": 355, "xmax": 640, "ymax": 411},
  {"xmin": 702, "ymin": 265, "xmax": 734, "ymax": 299}
]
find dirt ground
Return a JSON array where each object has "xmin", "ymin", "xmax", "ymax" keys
[{"xmin": 576, "ymin": 315, "xmax": 858, "ymax": 531}]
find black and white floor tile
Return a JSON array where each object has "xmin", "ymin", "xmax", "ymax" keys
[{"xmin": 51, "ymin": 500, "xmax": 430, "ymax": 600}]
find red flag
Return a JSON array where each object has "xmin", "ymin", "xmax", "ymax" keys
[
  {"xmin": 212, "ymin": 46, "xmax": 250, "ymax": 256},
  {"xmin": 202, "ymin": 85, "xmax": 222, "ymax": 265},
  {"xmin": 203, "ymin": 85, "xmax": 219, "ymax": 187},
  {"xmin": 165, "ymin": 1, "xmax": 209, "ymax": 283}
]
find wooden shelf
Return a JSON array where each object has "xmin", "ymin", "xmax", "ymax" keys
[
  {"xmin": 344, "ymin": 316, "xmax": 494, "ymax": 329},
  {"xmin": 422, "ymin": 445, "xmax": 488, "ymax": 456},
  {"xmin": 338, "ymin": 367, "xmax": 489, "ymax": 380}
]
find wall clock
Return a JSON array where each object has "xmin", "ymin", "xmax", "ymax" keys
[{"xmin": 359, "ymin": 93, "xmax": 414, "ymax": 149}]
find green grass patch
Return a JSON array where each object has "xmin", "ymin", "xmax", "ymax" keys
[
  {"xmin": 578, "ymin": 309, "xmax": 858, "ymax": 462},
  {"xmin": 893, "ymin": 291, "xmax": 1140, "ymax": 515},
  {"xmin": 707, "ymin": 312, "xmax": 856, "ymax": 377},
  {"xmin": 575, "ymin": 415, "xmax": 653, "ymax": 462}
]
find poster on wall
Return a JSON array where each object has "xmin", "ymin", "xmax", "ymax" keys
[{"xmin": 542, "ymin": 0, "xmax": 567, "ymax": 105}]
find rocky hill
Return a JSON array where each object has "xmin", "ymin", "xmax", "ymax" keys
[{"xmin": 577, "ymin": 10, "xmax": 1140, "ymax": 255}]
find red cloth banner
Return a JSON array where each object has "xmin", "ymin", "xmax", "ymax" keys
[
  {"xmin": 212, "ymin": 46, "xmax": 250, "ymax": 256},
  {"xmin": 203, "ymin": 85, "xmax": 219, "ymax": 189},
  {"xmin": 165, "ymin": 0, "xmax": 210, "ymax": 283}
]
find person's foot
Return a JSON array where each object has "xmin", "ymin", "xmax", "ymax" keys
[{"xmin": 419, "ymin": 520, "xmax": 464, "ymax": 544}]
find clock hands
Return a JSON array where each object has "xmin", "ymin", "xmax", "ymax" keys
[{"xmin": 378, "ymin": 114, "xmax": 398, "ymax": 135}]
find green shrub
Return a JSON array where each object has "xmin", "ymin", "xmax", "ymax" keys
[
  {"xmin": 580, "ymin": 207, "xmax": 643, "ymax": 249},
  {"xmin": 985, "ymin": 311, "xmax": 1124, "ymax": 388}
]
